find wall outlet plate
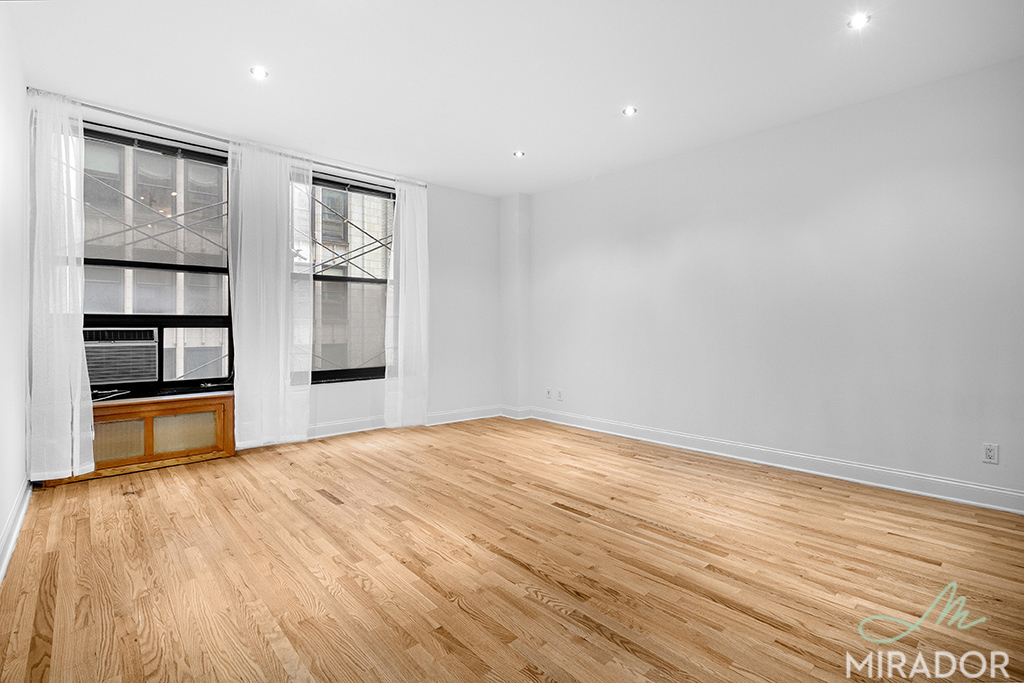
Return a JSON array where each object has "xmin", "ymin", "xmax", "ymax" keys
[
  {"xmin": 545, "ymin": 388, "xmax": 552, "ymax": 400},
  {"xmin": 983, "ymin": 443, "xmax": 999, "ymax": 465}
]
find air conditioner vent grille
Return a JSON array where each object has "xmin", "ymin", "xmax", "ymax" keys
[
  {"xmin": 84, "ymin": 328, "xmax": 159, "ymax": 384},
  {"xmin": 86, "ymin": 346, "xmax": 159, "ymax": 384},
  {"xmin": 84, "ymin": 328, "xmax": 156, "ymax": 343}
]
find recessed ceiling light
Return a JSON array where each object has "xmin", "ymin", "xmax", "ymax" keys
[
  {"xmin": 847, "ymin": 12, "xmax": 870, "ymax": 29},
  {"xmin": 249, "ymin": 66, "xmax": 270, "ymax": 80},
  {"xmin": 622, "ymin": 106, "xmax": 638, "ymax": 116},
  {"xmin": 512, "ymin": 150, "xmax": 526, "ymax": 158}
]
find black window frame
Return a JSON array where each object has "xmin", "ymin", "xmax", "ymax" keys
[
  {"xmin": 311, "ymin": 174, "xmax": 395, "ymax": 384},
  {"xmin": 83, "ymin": 126, "xmax": 233, "ymax": 401}
]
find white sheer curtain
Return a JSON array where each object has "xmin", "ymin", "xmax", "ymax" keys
[
  {"xmin": 384, "ymin": 180, "xmax": 429, "ymax": 428},
  {"xmin": 26, "ymin": 91, "xmax": 95, "ymax": 480},
  {"xmin": 228, "ymin": 143, "xmax": 313, "ymax": 448}
]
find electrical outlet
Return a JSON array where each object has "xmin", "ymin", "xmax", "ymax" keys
[
  {"xmin": 983, "ymin": 443, "xmax": 999, "ymax": 465},
  {"xmin": 545, "ymin": 388, "xmax": 552, "ymax": 400},
  {"xmin": 557, "ymin": 389, "xmax": 563, "ymax": 401}
]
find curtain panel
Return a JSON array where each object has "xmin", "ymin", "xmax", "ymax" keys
[
  {"xmin": 228, "ymin": 144, "xmax": 313, "ymax": 448},
  {"xmin": 26, "ymin": 91, "xmax": 95, "ymax": 480},
  {"xmin": 384, "ymin": 180, "xmax": 429, "ymax": 428}
]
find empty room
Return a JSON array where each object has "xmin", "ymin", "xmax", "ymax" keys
[{"xmin": 0, "ymin": 2, "xmax": 1022, "ymax": 681}]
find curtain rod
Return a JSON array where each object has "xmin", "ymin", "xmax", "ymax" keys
[{"xmin": 27, "ymin": 87, "xmax": 426, "ymax": 188}]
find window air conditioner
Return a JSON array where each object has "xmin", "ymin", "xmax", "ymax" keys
[{"xmin": 84, "ymin": 328, "xmax": 159, "ymax": 384}]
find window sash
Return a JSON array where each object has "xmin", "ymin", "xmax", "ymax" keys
[
  {"xmin": 309, "ymin": 177, "xmax": 394, "ymax": 384},
  {"xmin": 83, "ymin": 131, "xmax": 399, "ymax": 390},
  {"xmin": 83, "ymin": 128, "xmax": 233, "ymax": 398},
  {"xmin": 312, "ymin": 274, "xmax": 387, "ymax": 381}
]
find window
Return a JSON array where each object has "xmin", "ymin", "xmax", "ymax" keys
[
  {"xmin": 310, "ymin": 178, "xmax": 395, "ymax": 383},
  {"xmin": 83, "ymin": 129, "xmax": 231, "ymax": 400},
  {"xmin": 83, "ymin": 129, "xmax": 392, "ymax": 394}
]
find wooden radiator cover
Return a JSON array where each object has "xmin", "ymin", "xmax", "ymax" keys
[{"xmin": 44, "ymin": 392, "xmax": 235, "ymax": 485}]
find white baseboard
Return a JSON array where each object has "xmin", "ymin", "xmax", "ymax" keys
[
  {"xmin": 524, "ymin": 407, "xmax": 1024, "ymax": 516},
  {"xmin": 306, "ymin": 403, "xmax": 1023, "ymax": 515},
  {"xmin": 309, "ymin": 406, "xmax": 507, "ymax": 438},
  {"xmin": 494, "ymin": 405, "xmax": 532, "ymax": 420},
  {"xmin": 0, "ymin": 482, "xmax": 32, "ymax": 583},
  {"xmin": 427, "ymin": 405, "xmax": 504, "ymax": 426},
  {"xmin": 309, "ymin": 416, "xmax": 386, "ymax": 440}
]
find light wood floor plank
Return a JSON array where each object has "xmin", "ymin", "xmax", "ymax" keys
[{"xmin": 1, "ymin": 417, "xmax": 1021, "ymax": 681}]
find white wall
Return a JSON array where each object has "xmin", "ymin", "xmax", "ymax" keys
[
  {"xmin": 0, "ymin": 8, "xmax": 32, "ymax": 579},
  {"xmin": 527, "ymin": 58, "xmax": 1024, "ymax": 512},
  {"xmin": 426, "ymin": 184, "xmax": 502, "ymax": 422},
  {"xmin": 309, "ymin": 183, "xmax": 502, "ymax": 436},
  {"xmin": 498, "ymin": 194, "xmax": 531, "ymax": 414}
]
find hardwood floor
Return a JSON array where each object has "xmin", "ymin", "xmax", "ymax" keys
[{"xmin": 1, "ymin": 417, "xmax": 1021, "ymax": 682}]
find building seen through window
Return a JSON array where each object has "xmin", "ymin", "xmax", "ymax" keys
[
  {"xmin": 82, "ymin": 132, "xmax": 231, "ymax": 398},
  {"xmin": 311, "ymin": 181, "xmax": 394, "ymax": 382},
  {"xmin": 81, "ymin": 129, "xmax": 395, "ymax": 394}
]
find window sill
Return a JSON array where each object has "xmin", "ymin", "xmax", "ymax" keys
[
  {"xmin": 311, "ymin": 368, "xmax": 385, "ymax": 384},
  {"xmin": 92, "ymin": 381, "xmax": 234, "ymax": 403}
]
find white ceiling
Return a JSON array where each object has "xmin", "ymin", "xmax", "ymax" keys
[{"xmin": 6, "ymin": 0, "xmax": 1024, "ymax": 196}]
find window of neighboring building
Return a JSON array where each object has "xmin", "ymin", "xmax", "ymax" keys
[
  {"xmin": 82, "ymin": 129, "xmax": 232, "ymax": 400},
  {"xmin": 310, "ymin": 177, "xmax": 395, "ymax": 383}
]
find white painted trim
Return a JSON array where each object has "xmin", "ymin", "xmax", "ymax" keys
[
  {"xmin": 309, "ymin": 405, "xmax": 508, "ymax": 437},
  {"xmin": 427, "ymin": 405, "xmax": 509, "ymax": 426},
  {"xmin": 0, "ymin": 482, "xmax": 32, "ymax": 583},
  {"xmin": 306, "ymin": 403, "xmax": 1023, "ymax": 514},
  {"xmin": 494, "ymin": 405, "xmax": 532, "ymax": 420},
  {"xmin": 310, "ymin": 404, "xmax": 529, "ymax": 435},
  {"xmin": 526, "ymin": 407, "xmax": 1024, "ymax": 516},
  {"xmin": 309, "ymin": 416, "xmax": 386, "ymax": 439}
]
